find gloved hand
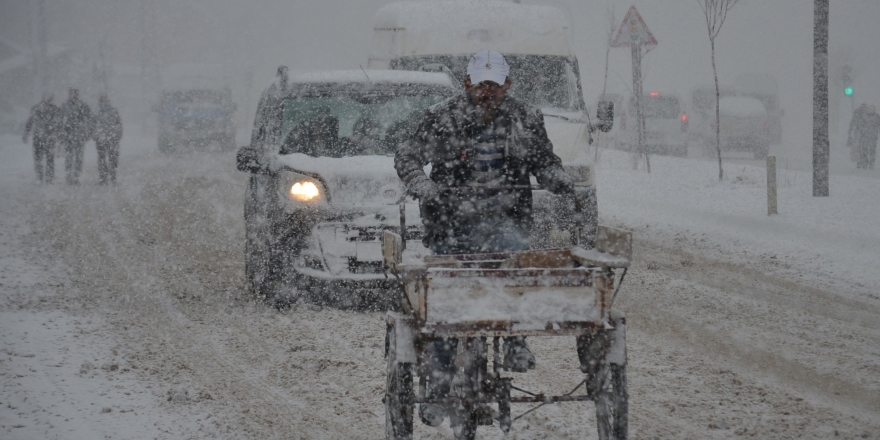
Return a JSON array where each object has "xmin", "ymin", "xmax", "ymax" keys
[
  {"xmin": 542, "ymin": 167, "xmax": 574, "ymax": 195},
  {"xmin": 406, "ymin": 173, "xmax": 440, "ymax": 201}
]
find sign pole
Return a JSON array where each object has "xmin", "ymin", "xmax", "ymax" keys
[
  {"xmin": 632, "ymin": 44, "xmax": 649, "ymax": 173},
  {"xmin": 612, "ymin": 6, "xmax": 657, "ymax": 174}
]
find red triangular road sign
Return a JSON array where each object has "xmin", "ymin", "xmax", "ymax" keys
[{"xmin": 612, "ymin": 6, "xmax": 658, "ymax": 47}]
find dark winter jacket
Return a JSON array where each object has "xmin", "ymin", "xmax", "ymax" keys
[
  {"xmin": 94, "ymin": 103, "xmax": 123, "ymax": 145},
  {"xmin": 395, "ymin": 93, "xmax": 573, "ymax": 250},
  {"xmin": 24, "ymin": 101, "xmax": 61, "ymax": 142},
  {"xmin": 60, "ymin": 98, "xmax": 93, "ymax": 144}
]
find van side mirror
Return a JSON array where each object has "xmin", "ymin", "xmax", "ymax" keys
[{"xmin": 596, "ymin": 101, "xmax": 614, "ymax": 133}]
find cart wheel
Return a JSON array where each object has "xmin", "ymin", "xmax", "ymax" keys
[
  {"xmin": 595, "ymin": 364, "xmax": 628, "ymax": 440},
  {"xmin": 385, "ymin": 324, "xmax": 414, "ymax": 440}
]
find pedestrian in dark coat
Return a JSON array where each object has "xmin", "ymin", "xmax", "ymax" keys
[
  {"xmin": 93, "ymin": 94, "xmax": 123, "ymax": 184},
  {"xmin": 23, "ymin": 93, "xmax": 61, "ymax": 183},
  {"xmin": 848, "ymin": 104, "xmax": 880, "ymax": 169},
  {"xmin": 394, "ymin": 50, "xmax": 575, "ymax": 427},
  {"xmin": 60, "ymin": 88, "xmax": 93, "ymax": 185}
]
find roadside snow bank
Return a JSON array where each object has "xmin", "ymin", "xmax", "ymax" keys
[{"xmin": 596, "ymin": 149, "xmax": 880, "ymax": 298}]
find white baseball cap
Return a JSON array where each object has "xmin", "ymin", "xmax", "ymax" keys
[{"xmin": 467, "ymin": 50, "xmax": 510, "ymax": 85}]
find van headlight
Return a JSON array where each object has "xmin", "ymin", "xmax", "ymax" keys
[{"xmin": 278, "ymin": 171, "xmax": 328, "ymax": 209}]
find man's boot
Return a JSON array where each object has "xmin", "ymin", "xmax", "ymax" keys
[{"xmin": 502, "ymin": 336, "xmax": 535, "ymax": 372}]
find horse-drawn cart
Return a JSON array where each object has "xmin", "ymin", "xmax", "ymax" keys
[{"xmin": 382, "ymin": 226, "xmax": 632, "ymax": 439}]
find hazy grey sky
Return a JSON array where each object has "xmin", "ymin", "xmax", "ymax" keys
[{"xmin": 2, "ymin": 0, "xmax": 878, "ymax": 154}]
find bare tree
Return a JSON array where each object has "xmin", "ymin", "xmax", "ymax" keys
[{"xmin": 698, "ymin": 0, "xmax": 740, "ymax": 180}]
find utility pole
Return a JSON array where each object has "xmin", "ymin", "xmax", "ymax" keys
[
  {"xmin": 29, "ymin": 0, "xmax": 47, "ymax": 102},
  {"xmin": 813, "ymin": 0, "xmax": 829, "ymax": 197}
]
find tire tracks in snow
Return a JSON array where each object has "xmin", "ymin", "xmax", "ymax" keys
[
  {"xmin": 617, "ymin": 234, "xmax": 880, "ymax": 438},
  {"xmin": 28, "ymin": 152, "xmax": 378, "ymax": 438}
]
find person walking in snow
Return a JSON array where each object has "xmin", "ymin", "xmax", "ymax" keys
[
  {"xmin": 23, "ymin": 93, "xmax": 61, "ymax": 184},
  {"xmin": 93, "ymin": 94, "xmax": 123, "ymax": 185},
  {"xmin": 59, "ymin": 88, "xmax": 93, "ymax": 185},
  {"xmin": 848, "ymin": 103, "xmax": 880, "ymax": 169},
  {"xmin": 394, "ymin": 50, "xmax": 577, "ymax": 427}
]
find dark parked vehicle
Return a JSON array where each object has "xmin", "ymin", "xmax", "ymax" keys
[
  {"xmin": 156, "ymin": 87, "xmax": 236, "ymax": 152},
  {"xmin": 603, "ymin": 92, "xmax": 689, "ymax": 157}
]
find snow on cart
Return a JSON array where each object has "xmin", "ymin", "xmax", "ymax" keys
[{"xmin": 382, "ymin": 225, "xmax": 632, "ymax": 440}]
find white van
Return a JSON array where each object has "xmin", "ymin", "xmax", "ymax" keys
[
  {"xmin": 368, "ymin": 0, "xmax": 593, "ymax": 164},
  {"xmin": 369, "ymin": 0, "xmax": 607, "ymax": 248}
]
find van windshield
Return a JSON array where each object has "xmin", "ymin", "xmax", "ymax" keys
[
  {"xmin": 390, "ymin": 55, "xmax": 584, "ymax": 112},
  {"xmin": 280, "ymin": 83, "xmax": 453, "ymax": 157}
]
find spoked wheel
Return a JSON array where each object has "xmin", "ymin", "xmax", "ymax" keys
[
  {"xmin": 385, "ymin": 323, "xmax": 414, "ymax": 440},
  {"xmin": 595, "ymin": 363, "xmax": 628, "ymax": 440}
]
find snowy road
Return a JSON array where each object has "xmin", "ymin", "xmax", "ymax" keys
[{"xmin": 1, "ymin": 134, "xmax": 879, "ymax": 439}]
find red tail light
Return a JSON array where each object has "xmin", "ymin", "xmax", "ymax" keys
[{"xmin": 681, "ymin": 113, "xmax": 688, "ymax": 133}]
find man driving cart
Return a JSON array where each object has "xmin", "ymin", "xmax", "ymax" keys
[{"xmin": 395, "ymin": 50, "xmax": 581, "ymax": 427}]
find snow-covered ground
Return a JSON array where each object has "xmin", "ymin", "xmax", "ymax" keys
[{"xmin": 1, "ymin": 132, "xmax": 879, "ymax": 439}]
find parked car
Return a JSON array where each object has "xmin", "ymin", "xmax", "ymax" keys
[
  {"xmin": 733, "ymin": 73, "xmax": 783, "ymax": 145},
  {"xmin": 604, "ymin": 92, "xmax": 689, "ymax": 157},
  {"xmin": 693, "ymin": 96, "xmax": 771, "ymax": 159},
  {"xmin": 691, "ymin": 73, "xmax": 782, "ymax": 155},
  {"xmin": 236, "ymin": 69, "xmax": 459, "ymax": 308},
  {"xmin": 155, "ymin": 87, "xmax": 236, "ymax": 152},
  {"xmin": 154, "ymin": 64, "xmax": 237, "ymax": 152}
]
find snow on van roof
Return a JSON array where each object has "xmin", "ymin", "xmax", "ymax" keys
[
  {"xmin": 719, "ymin": 96, "xmax": 767, "ymax": 116},
  {"xmin": 289, "ymin": 69, "xmax": 455, "ymax": 87},
  {"xmin": 371, "ymin": 0, "xmax": 572, "ymax": 59}
]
